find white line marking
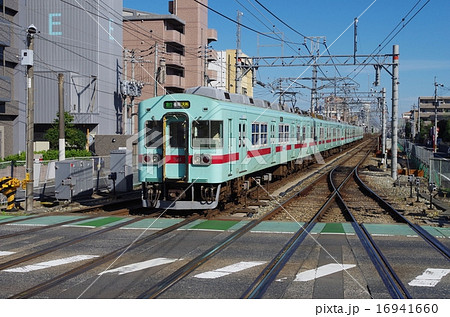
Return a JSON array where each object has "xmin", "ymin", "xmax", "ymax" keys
[
  {"xmin": 3, "ymin": 255, "xmax": 99, "ymax": 273},
  {"xmin": 408, "ymin": 268, "xmax": 450, "ymax": 287},
  {"xmin": 98, "ymin": 258, "xmax": 178, "ymax": 275},
  {"xmin": 294, "ymin": 263, "xmax": 356, "ymax": 282},
  {"xmin": 194, "ymin": 261, "xmax": 266, "ymax": 279},
  {"xmin": 0, "ymin": 251, "xmax": 15, "ymax": 257}
]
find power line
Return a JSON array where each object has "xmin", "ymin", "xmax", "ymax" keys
[{"xmin": 193, "ymin": 0, "xmax": 304, "ymax": 46}]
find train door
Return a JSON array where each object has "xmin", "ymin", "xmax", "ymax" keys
[
  {"xmin": 238, "ymin": 118, "xmax": 247, "ymax": 173},
  {"xmin": 270, "ymin": 121, "xmax": 276, "ymax": 163},
  {"xmin": 228, "ymin": 119, "xmax": 233, "ymax": 176},
  {"xmin": 162, "ymin": 113, "xmax": 189, "ymax": 181}
]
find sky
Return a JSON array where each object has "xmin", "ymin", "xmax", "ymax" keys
[{"xmin": 123, "ymin": 0, "xmax": 450, "ymax": 117}]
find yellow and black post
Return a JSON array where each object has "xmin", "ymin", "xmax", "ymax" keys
[{"xmin": 0, "ymin": 177, "xmax": 21, "ymax": 211}]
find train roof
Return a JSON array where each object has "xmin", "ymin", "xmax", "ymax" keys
[{"xmin": 185, "ymin": 86, "xmax": 295, "ymax": 114}]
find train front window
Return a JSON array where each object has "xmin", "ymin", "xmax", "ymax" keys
[
  {"xmin": 169, "ymin": 121, "xmax": 186, "ymax": 148},
  {"xmin": 192, "ymin": 120, "xmax": 223, "ymax": 148},
  {"xmin": 145, "ymin": 121, "xmax": 163, "ymax": 148}
]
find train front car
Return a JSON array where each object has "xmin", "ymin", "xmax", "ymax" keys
[{"xmin": 138, "ymin": 93, "xmax": 226, "ymax": 210}]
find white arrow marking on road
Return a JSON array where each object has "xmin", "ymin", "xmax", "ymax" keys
[
  {"xmin": 0, "ymin": 251, "xmax": 15, "ymax": 257},
  {"xmin": 408, "ymin": 268, "xmax": 450, "ymax": 287},
  {"xmin": 294, "ymin": 263, "xmax": 356, "ymax": 282},
  {"xmin": 98, "ymin": 258, "xmax": 178, "ymax": 275},
  {"xmin": 3, "ymin": 255, "xmax": 99, "ymax": 273},
  {"xmin": 194, "ymin": 261, "xmax": 266, "ymax": 279}
]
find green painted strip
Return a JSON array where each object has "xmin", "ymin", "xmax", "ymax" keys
[
  {"xmin": 252, "ymin": 221, "xmax": 302, "ymax": 233},
  {"xmin": 123, "ymin": 218, "xmax": 183, "ymax": 229},
  {"xmin": 342, "ymin": 223, "xmax": 356, "ymax": 234},
  {"xmin": 76, "ymin": 217, "xmax": 123, "ymax": 227},
  {"xmin": 434, "ymin": 227, "xmax": 450, "ymax": 238},
  {"xmin": 364, "ymin": 223, "xmax": 416, "ymax": 236},
  {"xmin": 0, "ymin": 216, "xmax": 31, "ymax": 224},
  {"xmin": 322, "ymin": 223, "xmax": 345, "ymax": 234},
  {"xmin": 15, "ymin": 216, "xmax": 85, "ymax": 226},
  {"xmin": 423, "ymin": 226, "xmax": 449, "ymax": 238},
  {"xmin": 191, "ymin": 220, "xmax": 239, "ymax": 231},
  {"xmin": 310, "ymin": 223, "xmax": 326, "ymax": 234}
]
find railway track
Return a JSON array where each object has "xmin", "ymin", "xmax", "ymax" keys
[
  {"xmin": 3, "ymin": 137, "xmax": 446, "ymax": 299},
  {"xmin": 136, "ymin": 140, "xmax": 375, "ymax": 298}
]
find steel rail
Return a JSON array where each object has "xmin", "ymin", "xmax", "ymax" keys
[
  {"xmin": 354, "ymin": 170, "xmax": 450, "ymax": 261},
  {"xmin": 137, "ymin": 141, "xmax": 374, "ymax": 299},
  {"xmin": 0, "ymin": 217, "xmax": 142, "ymax": 271},
  {"xmin": 241, "ymin": 145, "xmax": 373, "ymax": 298},
  {"xmin": 331, "ymin": 175, "xmax": 411, "ymax": 299},
  {"xmin": 10, "ymin": 215, "xmax": 201, "ymax": 299}
]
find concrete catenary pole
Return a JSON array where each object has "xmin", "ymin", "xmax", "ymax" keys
[
  {"xmin": 391, "ymin": 45, "xmax": 399, "ymax": 180},
  {"xmin": 25, "ymin": 25, "xmax": 36, "ymax": 212},
  {"xmin": 58, "ymin": 73, "xmax": 65, "ymax": 161},
  {"xmin": 235, "ymin": 11, "xmax": 243, "ymax": 94},
  {"xmin": 381, "ymin": 87, "xmax": 387, "ymax": 168}
]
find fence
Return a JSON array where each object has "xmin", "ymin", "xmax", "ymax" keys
[
  {"xmin": 400, "ymin": 139, "xmax": 450, "ymax": 191},
  {"xmin": 0, "ymin": 155, "xmax": 139, "ymax": 202}
]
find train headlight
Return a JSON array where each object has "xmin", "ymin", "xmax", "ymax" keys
[{"xmin": 193, "ymin": 154, "xmax": 212, "ymax": 166}]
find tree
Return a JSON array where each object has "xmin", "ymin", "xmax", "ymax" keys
[
  {"xmin": 44, "ymin": 112, "xmax": 86, "ymax": 150},
  {"xmin": 438, "ymin": 119, "xmax": 450, "ymax": 143}
]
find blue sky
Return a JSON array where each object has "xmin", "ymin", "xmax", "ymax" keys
[{"xmin": 123, "ymin": 0, "xmax": 450, "ymax": 116}]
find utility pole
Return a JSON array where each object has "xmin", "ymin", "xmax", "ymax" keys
[
  {"xmin": 381, "ymin": 87, "xmax": 387, "ymax": 169},
  {"xmin": 391, "ymin": 45, "xmax": 399, "ymax": 180},
  {"xmin": 433, "ymin": 77, "xmax": 443, "ymax": 153},
  {"xmin": 354, "ymin": 17, "xmax": 358, "ymax": 65},
  {"xmin": 154, "ymin": 42, "xmax": 158, "ymax": 97},
  {"xmin": 311, "ymin": 65, "xmax": 317, "ymax": 114},
  {"xmin": 122, "ymin": 49, "xmax": 128, "ymax": 135},
  {"xmin": 58, "ymin": 73, "xmax": 65, "ymax": 161},
  {"xmin": 25, "ymin": 24, "xmax": 37, "ymax": 212},
  {"xmin": 235, "ymin": 11, "xmax": 243, "ymax": 94}
]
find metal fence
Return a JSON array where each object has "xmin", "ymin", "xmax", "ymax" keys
[
  {"xmin": 430, "ymin": 158, "xmax": 450, "ymax": 191},
  {"xmin": 0, "ymin": 155, "xmax": 139, "ymax": 202},
  {"xmin": 400, "ymin": 139, "xmax": 450, "ymax": 191}
]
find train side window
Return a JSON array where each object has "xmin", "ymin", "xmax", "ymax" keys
[
  {"xmin": 252, "ymin": 123, "xmax": 260, "ymax": 146},
  {"xmin": 145, "ymin": 121, "xmax": 163, "ymax": 148},
  {"xmin": 192, "ymin": 120, "xmax": 223, "ymax": 148},
  {"xmin": 302, "ymin": 126, "xmax": 306, "ymax": 143}
]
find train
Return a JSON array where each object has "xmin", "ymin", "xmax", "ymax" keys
[{"xmin": 138, "ymin": 86, "xmax": 363, "ymax": 210}]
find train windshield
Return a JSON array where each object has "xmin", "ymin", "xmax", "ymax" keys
[
  {"xmin": 145, "ymin": 121, "xmax": 163, "ymax": 148},
  {"xmin": 192, "ymin": 120, "xmax": 223, "ymax": 148}
]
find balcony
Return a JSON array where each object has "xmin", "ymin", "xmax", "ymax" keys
[
  {"xmin": 165, "ymin": 74, "xmax": 185, "ymax": 88},
  {"xmin": 165, "ymin": 52, "xmax": 185, "ymax": 68},
  {"xmin": 207, "ymin": 28, "xmax": 218, "ymax": 43},
  {"xmin": 207, "ymin": 49, "xmax": 218, "ymax": 62},
  {"xmin": 164, "ymin": 29, "xmax": 185, "ymax": 45}
]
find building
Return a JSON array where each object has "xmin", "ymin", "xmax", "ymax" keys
[
  {"xmin": 169, "ymin": 0, "xmax": 217, "ymax": 88},
  {"xmin": 122, "ymin": 8, "xmax": 186, "ymax": 100},
  {"xmin": 412, "ymin": 96, "xmax": 450, "ymax": 139},
  {"xmin": 0, "ymin": 0, "xmax": 124, "ymax": 158},
  {"xmin": 0, "ymin": 0, "xmax": 20, "ymax": 158},
  {"xmin": 122, "ymin": 0, "xmax": 218, "ymax": 133},
  {"xmin": 209, "ymin": 50, "xmax": 253, "ymax": 96}
]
